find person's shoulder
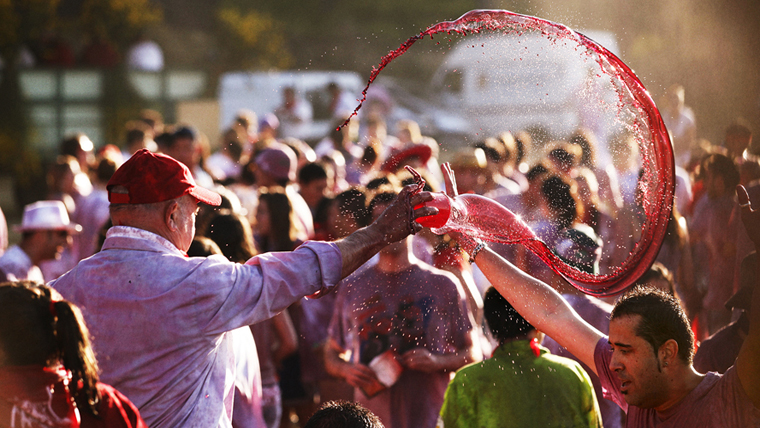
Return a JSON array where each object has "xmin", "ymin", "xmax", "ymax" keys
[
  {"xmin": 539, "ymin": 352, "xmax": 596, "ymax": 385},
  {"xmin": 88, "ymin": 382, "xmax": 147, "ymax": 428}
]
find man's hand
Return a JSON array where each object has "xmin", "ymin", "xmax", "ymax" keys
[
  {"xmin": 370, "ymin": 185, "xmax": 436, "ymax": 244},
  {"xmin": 343, "ymin": 362, "xmax": 382, "ymax": 390},
  {"xmin": 400, "ymin": 348, "xmax": 441, "ymax": 372},
  {"xmin": 335, "ymin": 183, "xmax": 436, "ymax": 279}
]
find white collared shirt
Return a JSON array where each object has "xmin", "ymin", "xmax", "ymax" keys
[{"xmin": 51, "ymin": 226, "xmax": 342, "ymax": 428}]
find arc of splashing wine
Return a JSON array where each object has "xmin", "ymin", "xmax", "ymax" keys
[{"xmin": 355, "ymin": 10, "xmax": 674, "ymax": 297}]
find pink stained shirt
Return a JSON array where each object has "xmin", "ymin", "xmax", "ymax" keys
[
  {"xmin": 594, "ymin": 337, "xmax": 760, "ymax": 427},
  {"xmin": 50, "ymin": 226, "xmax": 342, "ymax": 428}
]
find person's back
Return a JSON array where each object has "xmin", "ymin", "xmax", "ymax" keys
[
  {"xmin": 50, "ymin": 150, "xmax": 344, "ymax": 427},
  {"xmin": 438, "ymin": 287, "xmax": 601, "ymax": 428},
  {"xmin": 440, "ymin": 342, "xmax": 600, "ymax": 428}
]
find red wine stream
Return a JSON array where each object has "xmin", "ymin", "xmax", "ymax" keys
[{"xmin": 354, "ymin": 10, "xmax": 674, "ymax": 297}]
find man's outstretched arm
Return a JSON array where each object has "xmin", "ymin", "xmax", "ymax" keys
[{"xmin": 439, "ymin": 162, "xmax": 603, "ymax": 372}]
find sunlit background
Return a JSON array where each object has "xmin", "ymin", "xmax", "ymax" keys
[{"xmin": 1, "ymin": 0, "xmax": 758, "ymax": 216}]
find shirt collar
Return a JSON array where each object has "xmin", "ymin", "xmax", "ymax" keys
[{"xmin": 106, "ymin": 226, "xmax": 185, "ymax": 256}]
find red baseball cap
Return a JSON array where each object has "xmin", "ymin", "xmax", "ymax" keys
[{"xmin": 107, "ymin": 149, "xmax": 222, "ymax": 206}]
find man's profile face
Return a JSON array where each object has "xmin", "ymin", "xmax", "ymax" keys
[
  {"xmin": 608, "ymin": 314, "xmax": 668, "ymax": 409},
  {"xmin": 299, "ymin": 178, "xmax": 328, "ymax": 208}
]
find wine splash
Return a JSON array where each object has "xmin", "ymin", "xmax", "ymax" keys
[{"xmin": 367, "ymin": 10, "xmax": 675, "ymax": 297}]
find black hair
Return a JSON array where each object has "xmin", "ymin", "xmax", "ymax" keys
[
  {"xmin": 187, "ymin": 236, "xmax": 223, "ymax": 257},
  {"xmin": 304, "ymin": 400, "xmax": 385, "ymax": 428},
  {"xmin": 95, "ymin": 156, "xmax": 118, "ymax": 183},
  {"xmin": 335, "ymin": 188, "xmax": 370, "ymax": 228},
  {"xmin": 541, "ymin": 175, "xmax": 578, "ymax": 229},
  {"xmin": 258, "ymin": 187, "xmax": 300, "ymax": 252},
  {"xmin": 173, "ymin": 126, "xmax": 198, "ymax": 144},
  {"xmin": 299, "ymin": 162, "xmax": 329, "ymax": 184},
  {"xmin": 154, "ymin": 131, "xmax": 175, "ymax": 152},
  {"xmin": 526, "ymin": 163, "xmax": 549, "ymax": 182},
  {"xmin": 611, "ymin": 286, "xmax": 694, "ymax": 364},
  {"xmin": 60, "ymin": 133, "xmax": 88, "ymax": 157},
  {"xmin": 569, "ymin": 129, "xmax": 598, "ymax": 168},
  {"xmin": 365, "ymin": 173, "xmax": 401, "ymax": 191},
  {"xmin": 483, "ymin": 287, "xmax": 534, "ymax": 342},
  {"xmin": 474, "ymin": 137, "xmax": 504, "ymax": 163},
  {"xmin": 702, "ymin": 153, "xmax": 740, "ymax": 191},
  {"xmin": 367, "ymin": 191, "xmax": 397, "ymax": 222},
  {"xmin": 0, "ymin": 281, "xmax": 101, "ymax": 415}
]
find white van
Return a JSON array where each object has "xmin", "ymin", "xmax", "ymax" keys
[
  {"xmin": 218, "ymin": 70, "xmax": 364, "ymax": 143},
  {"xmin": 428, "ymin": 30, "xmax": 621, "ymax": 143}
]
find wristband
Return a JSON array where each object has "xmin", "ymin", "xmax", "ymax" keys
[{"xmin": 468, "ymin": 241, "xmax": 486, "ymax": 264}]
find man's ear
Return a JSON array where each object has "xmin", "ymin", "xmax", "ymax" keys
[
  {"xmin": 165, "ymin": 201, "xmax": 180, "ymax": 231},
  {"xmin": 659, "ymin": 339, "xmax": 679, "ymax": 367}
]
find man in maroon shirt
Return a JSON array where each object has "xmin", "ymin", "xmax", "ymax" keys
[{"xmin": 442, "ymin": 161, "xmax": 760, "ymax": 427}]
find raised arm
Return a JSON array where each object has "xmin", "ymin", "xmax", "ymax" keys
[
  {"xmin": 735, "ymin": 185, "xmax": 760, "ymax": 408},
  {"xmin": 470, "ymin": 245, "xmax": 604, "ymax": 372},
  {"xmin": 440, "ymin": 162, "xmax": 603, "ymax": 372}
]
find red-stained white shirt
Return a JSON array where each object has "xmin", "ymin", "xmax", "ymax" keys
[{"xmin": 51, "ymin": 226, "xmax": 342, "ymax": 428}]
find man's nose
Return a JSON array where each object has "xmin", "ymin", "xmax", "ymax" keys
[{"xmin": 609, "ymin": 353, "xmax": 623, "ymax": 372}]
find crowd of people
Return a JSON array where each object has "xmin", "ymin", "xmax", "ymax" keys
[{"xmin": 0, "ymin": 82, "xmax": 759, "ymax": 428}]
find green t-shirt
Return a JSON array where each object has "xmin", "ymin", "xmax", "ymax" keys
[{"xmin": 438, "ymin": 339, "xmax": 602, "ymax": 428}]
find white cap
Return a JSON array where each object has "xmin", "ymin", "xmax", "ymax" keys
[{"xmin": 15, "ymin": 201, "xmax": 82, "ymax": 233}]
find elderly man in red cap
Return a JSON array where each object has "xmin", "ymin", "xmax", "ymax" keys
[
  {"xmin": 50, "ymin": 149, "xmax": 435, "ymax": 428},
  {"xmin": 0, "ymin": 200, "xmax": 81, "ymax": 283}
]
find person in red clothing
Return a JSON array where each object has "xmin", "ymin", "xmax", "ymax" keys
[{"xmin": 0, "ymin": 281, "xmax": 146, "ymax": 428}]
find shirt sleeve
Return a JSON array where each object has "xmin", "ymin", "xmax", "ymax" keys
[
  {"xmin": 593, "ymin": 336, "xmax": 629, "ymax": 413},
  {"xmin": 196, "ymin": 241, "xmax": 343, "ymax": 334}
]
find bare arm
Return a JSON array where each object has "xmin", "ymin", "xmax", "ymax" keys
[
  {"xmin": 735, "ymin": 185, "xmax": 760, "ymax": 408},
  {"xmin": 439, "ymin": 162, "xmax": 602, "ymax": 373},
  {"xmin": 335, "ymin": 185, "xmax": 435, "ymax": 279},
  {"xmin": 473, "ymin": 246, "xmax": 604, "ymax": 373}
]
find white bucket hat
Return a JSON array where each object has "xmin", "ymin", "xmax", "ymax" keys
[{"xmin": 14, "ymin": 201, "xmax": 82, "ymax": 233}]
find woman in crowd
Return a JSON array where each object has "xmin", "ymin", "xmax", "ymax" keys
[{"xmin": 0, "ymin": 280, "xmax": 146, "ymax": 427}]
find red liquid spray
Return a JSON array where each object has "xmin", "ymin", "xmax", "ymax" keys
[{"xmin": 367, "ymin": 10, "xmax": 675, "ymax": 297}]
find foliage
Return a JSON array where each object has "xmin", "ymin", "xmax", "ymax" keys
[
  {"xmin": 0, "ymin": 0, "xmax": 59, "ymax": 59},
  {"xmin": 79, "ymin": 0, "xmax": 163, "ymax": 48},
  {"xmin": 215, "ymin": 3, "xmax": 292, "ymax": 70}
]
